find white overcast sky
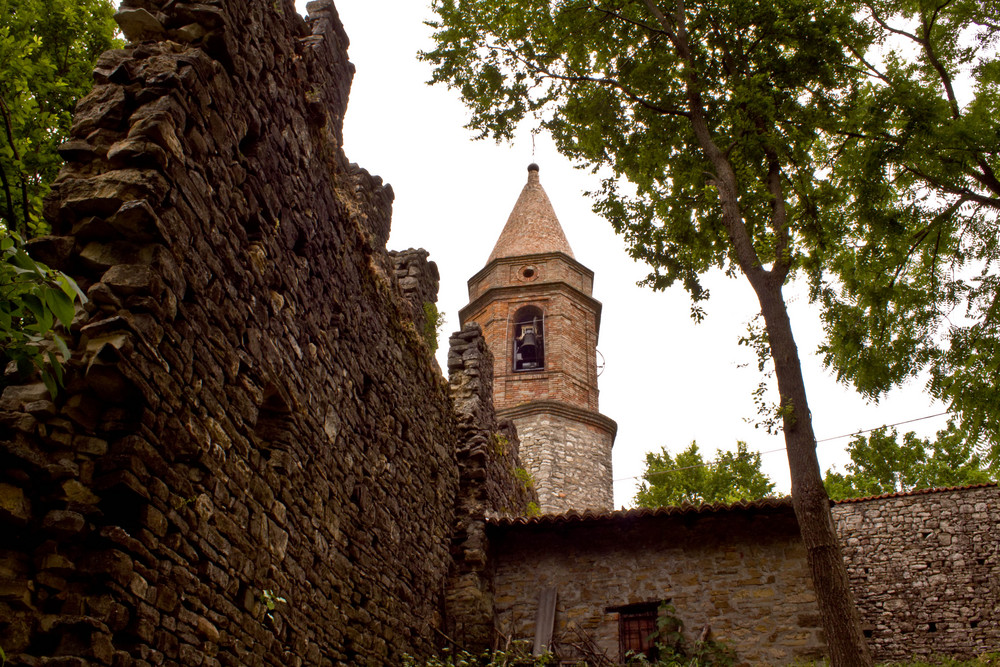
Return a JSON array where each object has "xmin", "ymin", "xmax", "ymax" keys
[{"xmin": 295, "ymin": 1, "xmax": 949, "ymax": 507}]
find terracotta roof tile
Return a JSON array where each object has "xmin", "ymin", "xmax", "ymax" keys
[
  {"xmin": 488, "ymin": 483, "xmax": 998, "ymax": 526},
  {"xmin": 489, "ymin": 496, "xmax": 795, "ymax": 527},
  {"xmin": 487, "ymin": 164, "xmax": 575, "ymax": 263}
]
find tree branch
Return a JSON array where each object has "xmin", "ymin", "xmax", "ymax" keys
[
  {"xmin": 485, "ymin": 42, "xmax": 690, "ymax": 118},
  {"xmin": 764, "ymin": 144, "xmax": 792, "ymax": 281},
  {"xmin": 903, "ymin": 164, "xmax": 1000, "ymax": 211},
  {"xmin": 0, "ymin": 161, "xmax": 16, "ymax": 230},
  {"xmin": 643, "ymin": 0, "xmax": 767, "ymax": 282},
  {"xmin": 590, "ymin": 2, "xmax": 666, "ymax": 38},
  {"xmin": 0, "ymin": 94, "xmax": 27, "ymax": 238},
  {"xmin": 887, "ymin": 197, "xmax": 967, "ymax": 289},
  {"xmin": 919, "ymin": 8, "xmax": 961, "ymax": 119}
]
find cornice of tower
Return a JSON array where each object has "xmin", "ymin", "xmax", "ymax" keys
[
  {"xmin": 497, "ymin": 400, "xmax": 618, "ymax": 443},
  {"xmin": 467, "ymin": 251, "xmax": 594, "ymax": 297}
]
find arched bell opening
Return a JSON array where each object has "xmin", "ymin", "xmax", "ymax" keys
[{"xmin": 512, "ymin": 305, "xmax": 544, "ymax": 372}]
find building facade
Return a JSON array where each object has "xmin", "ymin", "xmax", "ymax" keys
[{"xmin": 459, "ymin": 164, "xmax": 617, "ymax": 513}]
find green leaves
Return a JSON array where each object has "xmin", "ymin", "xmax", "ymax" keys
[
  {"xmin": 823, "ymin": 423, "xmax": 996, "ymax": 500},
  {"xmin": 0, "ymin": 0, "xmax": 113, "ymax": 395},
  {"xmin": 422, "ymin": 0, "xmax": 871, "ymax": 300},
  {"xmin": 634, "ymin": 441, "xmax": 776, "ymax": 507},
  {"xmin": 1, "ymin": 229, "xmax": 86, "ymax": 396},
  {"xmin": 820, "ymin": 0, "xmax": 1000, "ymax": 454},
  {"xmin": 0, "ymin": 0, "xmax": 120, "ymax": 237}
]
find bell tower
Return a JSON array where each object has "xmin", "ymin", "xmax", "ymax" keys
[{"xmin": 459, "ymin": 164, "xmax": 617, "ymax": 513}]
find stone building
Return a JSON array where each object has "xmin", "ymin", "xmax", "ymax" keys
[
  {"xmin": 487, "ymin": 484, "xmax": 1000, "ymax": 664},
  {"xmin": 459, "ymin": 164, "xmax": 617, "ymax": 513}
]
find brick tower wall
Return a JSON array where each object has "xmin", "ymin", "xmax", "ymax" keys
[
  {"xmin": 463, "ymin": 255, "xmax": 603, "ymax": 414},
  {"xmin": 462, "ymin": 250, "xmax": 615, "ymax": 514}
]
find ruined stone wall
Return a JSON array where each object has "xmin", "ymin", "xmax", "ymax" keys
[
  {"xmin": 0, "ymin": 0, "xmax": 462, "ymax": 664},
  {"xmin": 445, "ymin": 323, "xmax": 538, "ymax": 649},
  {"xmin": 390, "ymin": 248, "xmax": 440, "ymax": 350},
  {"xmin": 833, "ymin": 484, "xmax": 1000, "ymax": 661},
  {"xmin": 489, "ymin": 504, "xmax": 826, "ymax": 665}
]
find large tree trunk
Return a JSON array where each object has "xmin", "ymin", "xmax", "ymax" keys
[
  {"xmin": 641, "ymin": 1, "xmax": 874, "ymax": 659},
  {"xmin": 755, "ymin": 277, "xmax": 873, "ymax": 667}
]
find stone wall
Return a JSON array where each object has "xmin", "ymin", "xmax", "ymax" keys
[
  {"xmin": 445, "ymin": 324, "xmax": 537, "ymax": 649},
  {"xmin": 500, "ymin": 406, "xmax": 614, "ymax": 513},
  {"xmin": 0, "ymin": 0, "xmax": 464, "ymax": 664},
  {"xmin": 489, "ymin": 502, "xmax": 826, "ymax": 665},
  {"xmin": 390, "ymin": 248, "xmax": 440, "ymax": 352},
  {"xmin": 833, "ymin": 484, "xmax": 1000, "ymax": 661},
  {"xmin": 488, "ymin": 485, "xmax": 1000, "ymax": 665}
]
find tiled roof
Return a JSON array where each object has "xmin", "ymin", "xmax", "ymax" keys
[
  {"xmin": 489, "ymin": 496, "xmax": 795, "ymax": 527},
  {"xmin": 487, "ymin": 164, "xmax": 575, "ymax": 263},
  {"xmin": 832, "ymin": 481, "xmax": 997, "ymax": 504},
  {"xmin": 488, "ymin": 483, "xmax": 999, "ymax": 526}
]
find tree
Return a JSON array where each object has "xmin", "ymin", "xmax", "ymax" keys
[
  {"xmin": 818, "ymin": 0, "xmax": 1000, "ymax": 459},
  {"xmin": 0, "ymin": 0, "xmax": 112, "ymax": 389},
  {"xmin": 635, "ymin": 441, "xmax": 775, "ymax": 507},
  {"xmin": 824, "ymin": 423, "xmax": 996, "ymax": 500},
  {"xmin": 0, "ymin": 0, "xmax": 120, "ymax": 237},
  {"xmin": 422, "ymin": 0, "xmax": 874, "ymax": 662},
  {"xmin": 1, "ymin": 229, "xmax": 85, "ymax": 395}
]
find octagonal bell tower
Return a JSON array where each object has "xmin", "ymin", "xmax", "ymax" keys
[{"xmin": 459, "ymin": 164, "xmax": 617, "ymax": 513}]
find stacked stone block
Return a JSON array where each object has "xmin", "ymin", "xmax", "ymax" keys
[
  {"xmin": 445, "ymin": 324, "xmax": 538, "ymax": 648},
  {"xmin": 390, "ymin": 248, "xmax": 441, "ymax": 348},
  {"xmin": 0, "ymin": 0, "xmax": 462, "ymax": 664},
  {"xmin": 833, "ymin": 485, "xmax": 1000, "ymax": 661}
]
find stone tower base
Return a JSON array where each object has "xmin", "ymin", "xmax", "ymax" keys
[{"xmin": 500, "ymin": 401, "xmax": 616, "ymax": 513}]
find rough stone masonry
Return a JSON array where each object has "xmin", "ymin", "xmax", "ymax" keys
[{"xmin": 0, "ymin": 0, "xmax": 507, "ymax": 663}]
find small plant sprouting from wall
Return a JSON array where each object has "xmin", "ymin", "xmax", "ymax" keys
[
  {"xmin": 525, "ymin": 501, "xmax": 541, "ymax": 517},
  {"xmin": 422, "ymin": 301, "xmax": 446, "ymax": 352},
  {"xmin": 492, "ymin": 432, "xmax": 509, "ymax": 456},
  {"xmin": 514, "ymin": 467, "xmax": 534, "ymax": 492},
  {"xmin": 259, "ymin": 589, "xmax": 286, "ymax": 623}
]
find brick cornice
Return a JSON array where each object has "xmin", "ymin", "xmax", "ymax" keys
[
  {"xmin": 459, "ymin": 280, "xmax": 604, "ymax": 337},
  {"xmin": 467, "ymin": 251, "xmax": 594, "ymax": 290},
  {"xmin": 498, "ymin": 400, "xmax": 618, "ymax": 444}
]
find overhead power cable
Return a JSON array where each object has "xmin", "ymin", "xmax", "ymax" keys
[{"xmin": 612, "ymin": 410, "xmax": 953, "ymax": 484}]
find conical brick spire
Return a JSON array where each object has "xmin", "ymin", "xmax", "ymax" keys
[{"xmin": 487, "ymin": 164, "xmax": 575, "ymax": 263}]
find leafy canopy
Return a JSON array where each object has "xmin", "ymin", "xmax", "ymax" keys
[
  {"xmin": 1, "ymin": 230, "xmax": 86, "ymax": 396},
  {"xmin": 635, "ymin": 442, "xmax": 775, "ymax": 507},
  {"xmin": 824, "ymin": 423, "xmax": 996, "ymax": 500},
  {"xmin": 0, "ymin": 0, "xmax": 120, "ymax": 237},
  {"xmin": 0, "ymin": 0, "xmax": 113, "ymax": 390},
  {"xmin": 422, "ymin": 0, "xmax": 870, "ymax": 313},
  {"xmin": 818, "ymin": 0, "xmax": 1000, "ymax": 456}
]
